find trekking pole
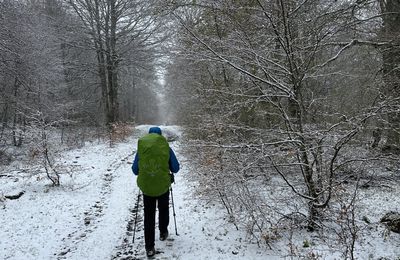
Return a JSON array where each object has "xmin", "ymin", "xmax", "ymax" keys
[
  {"xmin": 132, "ymin": 191, "xmax": 141, "ymax": 243},
  {"xmin": 170, "ymin": 186, "xmax": 179, "ymax": 236}
]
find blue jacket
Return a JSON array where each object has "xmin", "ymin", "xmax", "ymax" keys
[{"xmin": 131, "ymin": 127, "xmax": 180, "ymax": 175}]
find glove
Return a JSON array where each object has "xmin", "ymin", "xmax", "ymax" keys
[{"xmin": 170, "ymin": 174, "xmax": 175, "ymax": 184}]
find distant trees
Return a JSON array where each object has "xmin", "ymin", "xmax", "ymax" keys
[
  {"xmin": 0, "ymin": 0, "xmax": 166, "ymax": 185},
  {"xmin": 0, "ymin": 0, "xmax": 67, "ymax": 140},
  {"xmin": 0, "ymin": 0, "xmax": 165, "ymax": 146},
  {"xmin": 66, "ymin": 0, "xmax": 165, "ymax": 125},
  {"xmin": 0, "ymin": 0, "xmax": 94, "ymax": 147},
  {"xmin": 0, "ymin": 0, "xmax": 69, "ymax": 185}
]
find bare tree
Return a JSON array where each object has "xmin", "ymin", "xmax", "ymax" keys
[
  {"xmin": 66, "ymin": 0, "xmax": 164, "ymax": 125},
  {"xmin": 165, "ymin": 0, "xmax": 392, "ymax": 241}
]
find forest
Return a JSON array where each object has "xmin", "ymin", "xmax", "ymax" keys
[{"xmin": 1, "ymin": 0, "xmax": 400, "ymax": 259}]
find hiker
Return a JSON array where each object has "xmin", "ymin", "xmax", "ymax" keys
[{"xmin": 132, "ymin": 126, "xmax": 180, "ymax": 257}]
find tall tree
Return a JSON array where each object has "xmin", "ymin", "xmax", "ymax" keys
[
  {"xmin": 379, "ymin": 0, "xmax": 400, "ymax": 151},
  {"xmin": 67, "ymin": 0, "xmax": 162, "ymax": 125},
  {"xmin": 166, "ymin": 0, "xmax": 386, "ymax": 233}
]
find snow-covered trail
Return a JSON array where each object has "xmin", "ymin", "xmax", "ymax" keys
[
  {"xmin": 1, "ymin": 128, "xmax": 140, "ymax": 260},
  {"xmin": 0, "ymin": 125, "xmax": 272, "ymax": 260}
]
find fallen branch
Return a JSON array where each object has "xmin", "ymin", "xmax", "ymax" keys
[{"xmin": 5, "ymin": 191, "xmax": 25, "ymax": 200}]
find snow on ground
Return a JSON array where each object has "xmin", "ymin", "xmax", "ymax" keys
[
  {"xmin": 1, "ymin": 127, "xmax": 138, "ymax": 260},
  {"xmin": 0, "ymin": 125, "xmax": 277, "ymax": 260},
  {"xmin": 355, "ymin": 182, "xmax": 400, "ymax": 259},
  {"xmin": 1, "ymin": 125, "xmax": 399, "ymax": 260}
]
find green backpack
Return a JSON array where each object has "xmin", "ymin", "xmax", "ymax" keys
[{"xmin": 137, "ymin": 133, "xmax": 171, "ymax": 197}]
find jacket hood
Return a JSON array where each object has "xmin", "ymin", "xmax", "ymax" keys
[{"xmin": 148, "ymin": 126, "xmax": 162, "ymax": 135}]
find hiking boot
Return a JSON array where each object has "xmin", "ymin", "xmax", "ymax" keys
[
  {"xmin": 160, "ymin": 231, "xmax": 169, "ymax": 241},
  {"xmin": 146, "ymin": 247, "xmax": 155, "ymax": 257}
]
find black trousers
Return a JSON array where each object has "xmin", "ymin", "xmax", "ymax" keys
[{"xmin": 143, "ymin": 190, "xmax": 170, "ymax": 250}]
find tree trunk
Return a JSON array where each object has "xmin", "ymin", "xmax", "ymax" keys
[
  {"xmin": 93, "ymin": 0, "xmax": 112, "ymax": 125},
  {"xmin": 106, "ymin": 0, "xmax": 119, "ymax": 124},
  {"xmin": 1, "ymin": 101, "xmax": 8, "ymax": 141},
  {"xmin": 380, "ymin": 0, "xmax": 400, "ymax": 151},
  {"xmin": 12, "ymin": 76, "xmax": 23, "ymax": 147}
]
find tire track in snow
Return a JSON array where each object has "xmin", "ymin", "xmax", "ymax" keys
[
  {"xmin": 111, "ymin": 194, "xmax": 145, "ymax": 260},
  {"xmin": 55, "ymin": 152, "xmax": 134, "ymax": 259},
  {"xmin": 111, "ymin": 199, "xmax": 173, "ymax": 260}
]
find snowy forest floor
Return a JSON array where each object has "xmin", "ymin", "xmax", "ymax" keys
[
  {"xmin": 0, "ymin": 125, "xmax": 270, "ymax": 260},
  {"xmin": 1, "ymin": 125, "xmax": 399, "ymax": 260}
]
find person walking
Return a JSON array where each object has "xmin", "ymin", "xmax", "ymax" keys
[{"xmin": 132, "ymin": 126, "xmax": 180, "ymax": 257}]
